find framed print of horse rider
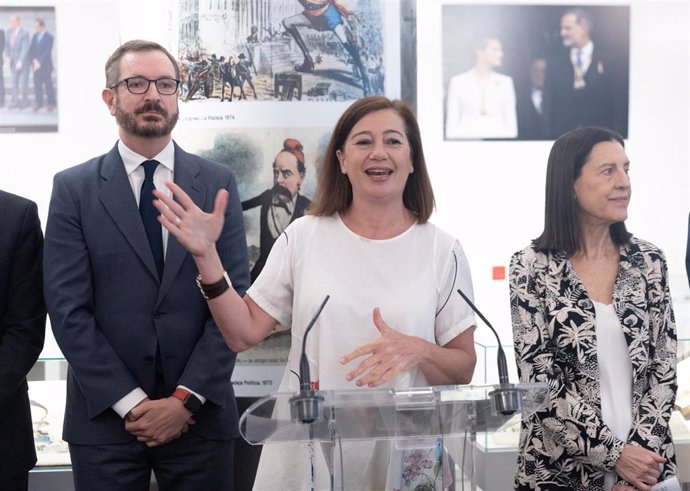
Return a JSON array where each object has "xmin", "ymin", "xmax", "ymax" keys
[{"xmin": 173, "ymin": 0, "xmax": 397, "ymax": 103}]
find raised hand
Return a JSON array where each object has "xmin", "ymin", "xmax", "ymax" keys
[{"xmin": 153, "ymin": 181, "xmax": 227, "ymax": 258}]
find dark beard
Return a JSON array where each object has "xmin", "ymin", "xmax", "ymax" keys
[{"xmin": 115, "ymin": 100, "xmax": 179, "ymax": 138}]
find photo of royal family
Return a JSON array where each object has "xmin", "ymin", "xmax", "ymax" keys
[
  {"xmin": 0, "ymin": 6, "xmax": 57, "ymax": 132},
  {"xmin": 442, "ymin": 4, "xmax": 629, "ymax": 141}
]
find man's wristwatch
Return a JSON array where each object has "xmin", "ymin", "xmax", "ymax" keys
[{"xmin": 171, "ymin": 388, "xmax": 203, "ymax": 414}]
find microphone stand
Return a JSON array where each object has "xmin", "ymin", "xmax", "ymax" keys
[
  {"xmin": 290, "ymin": 295, "xmax": 330, "ymax": 423},
  {"xmin": 456, "ymin": 289, "xmax": 521, "ymax": 415}
]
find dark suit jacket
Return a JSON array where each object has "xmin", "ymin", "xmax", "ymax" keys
[
  {"xmin": 29, "ymin": 31, "xmax": 53, "ymax": 71},
  {"xmin": 516, "ymin": 87, "xmax": 547, "ymax": 140},
  {"xmin": 543, "ymin": 45, "xmax": 616, "ymax": 138},
  {"xmin": 0, "ymin": 190, "xmax": 46, "ymax": 477},
  {"xmin": 44, "ymin": 142, "xmax": 250, "ymax": 445},
  {"xmin": 242, "ymin": 190, "xmax": 311, "ymax": 282}
]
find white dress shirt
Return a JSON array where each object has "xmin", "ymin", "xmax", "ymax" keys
[
  {"xmin": 119, "ymin": 139, "xmax": 175, "ymax": 256},
  {"xmin": 570, "ymin": 41, "xmax": 594, "ymax": 74}
]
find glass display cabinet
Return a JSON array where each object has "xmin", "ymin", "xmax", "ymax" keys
[{"xmin": 28, "ymin": 333, "xmax": 690, "ymax": 490}]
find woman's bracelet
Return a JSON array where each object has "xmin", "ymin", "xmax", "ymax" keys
[{"xmin": 196, "ymin": 271, "xmax": 232, "ymax": 300}]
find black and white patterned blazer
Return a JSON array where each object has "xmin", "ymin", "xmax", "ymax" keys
[{"xmin": 510, "ymin": 236, "xmax": 678, "ymax": 490}]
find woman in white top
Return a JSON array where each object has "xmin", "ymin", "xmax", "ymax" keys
[
  {"xmin": 153, "ymin": 96, "xmax": 477, "ymax": 490},
  {"xmin": 510, "ymin": 127, "xmax": 678, "ymax": 491},
  {"xmin": 445, "ymin": 36, "xmax": 517, "ymax": 139}
]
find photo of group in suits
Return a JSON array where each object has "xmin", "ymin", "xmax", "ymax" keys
[
  {"xmin": 441, "ymin": 4, "xmax": 630, "ymax": 141},
  {"xmin": 0, "ymin": 6, "xmax": 57, "ymax": 133}
]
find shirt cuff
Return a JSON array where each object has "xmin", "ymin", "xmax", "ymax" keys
[
  {"xmin": 112, "ymin": 388, "xmax": 148, "ymax": 419},
  {"xmin": 178, "ymin": 385, "xmax": 206, "ymax": 405}
]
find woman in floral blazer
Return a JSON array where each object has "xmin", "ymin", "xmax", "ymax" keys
[{"xmin": 510, "ymin": 127, "xmax": 678, "ymax": 491}]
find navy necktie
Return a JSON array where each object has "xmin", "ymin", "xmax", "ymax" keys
[{"xmin": 140, "ymin": 160, "xmax": 164, "ymax": 278}]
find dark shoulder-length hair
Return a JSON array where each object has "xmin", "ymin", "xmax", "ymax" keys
[
  {"xmin": 309, "ymin": 96, "xmax": 435, "ymax": 222},
  {"xmin": 533, "ymin": 126, "xmax": 631, "ymax": 254}
]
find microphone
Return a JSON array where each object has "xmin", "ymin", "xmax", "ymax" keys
[
  {"xmin": 289, "ymin": 294, "xmax": 330, "ymax": 423},
  {"xmin": 456, "ymin": 288, "xmax": 521, "ymax": 415}
]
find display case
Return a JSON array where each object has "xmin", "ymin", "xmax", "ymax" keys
[
  {"xmin": 471, "ymin": 341, "xmax": 523, "ymax": 490},
  {"xmin": 27, "ymin": 331, "xmax": 690, "ymax": 491},
  {"xmin": 27, "ymin": 358, "xmax": 73, "ymax": 491}
]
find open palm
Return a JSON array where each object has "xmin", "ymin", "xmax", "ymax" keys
[{"xmin": 153, "ymin": 181, "xmax": 227, "ymax": 257}]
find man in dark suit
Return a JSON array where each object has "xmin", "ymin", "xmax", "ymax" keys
[
  {"xmin": 44, "ymin": 40, "xmax": 250, "ymax": 491},
  {"xmin": 242, "ymin": 138, "xmax": 311, "ymax": 282},
  {"xmin": 542, "ymin": 8, "xmax": 616, "ymax": 138},
  {"xmin": 517, "ymin": 57, "xmax": 548, "ymax": 140},
  {"xmin": 0, "ymin": 190, "xmax": 46, "ymax": 491},
  {"xmin": 29, "ymin": 18, "xmax": 56, "ymax": 111},
  {"xmin": 6, "ymin": 15, "xmax": 31, "ymax": 110}
]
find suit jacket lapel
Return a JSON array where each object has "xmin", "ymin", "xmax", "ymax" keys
[
  {"xmin": 158, "ymin": 145, "xmax": 204, "ymax": 300},
  {"xmin": 98, "ymin": 145, "xmax": 161, "ymax": 281}
]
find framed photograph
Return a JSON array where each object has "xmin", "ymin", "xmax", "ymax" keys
[
  {"xmin": 442, "ymin": 4, "xmax": 630, "ymax": 141},
  {"xmin": 171, "ymin": 0, "xmax": 397, "ymax": 105},
  {"xmin": 0, "ymin": 6, "xmax": 58, "ymax": 133}
]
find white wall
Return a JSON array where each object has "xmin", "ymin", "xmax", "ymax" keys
[{"xmin": 2, "ymin": 0, "xmax": 688, "ymax": 378}]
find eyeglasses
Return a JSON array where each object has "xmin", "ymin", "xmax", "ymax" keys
[{"xmin": 110, "ymin": 77, "xmax": 180, "ymax": 95}]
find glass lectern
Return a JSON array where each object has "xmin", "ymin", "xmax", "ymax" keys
[{"xmin": 240, "ymin": 383, "xmax": 548, "ymax": 490}]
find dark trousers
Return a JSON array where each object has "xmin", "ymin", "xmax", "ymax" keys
[
  {"xmin": 234, "ymin": 397, "xmax": 263, "ymax": 490},
  {"xmin": 69, "ymin": 434, "xmax": 234, "ymax": 491},
  {"xmin": 33, "ymin": 67, "xmax": 55, "ymax": 108},
  {"xmin": 0, "ymin": 474, "xmax": 28, "ymax": 491}
]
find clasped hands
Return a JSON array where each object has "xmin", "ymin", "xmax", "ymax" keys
[
  {"xmin": 339, "ymin": 307, "xmax": 423, "ymax": 387},
  {"xmin": 125, "ymin": 397, "xmax": 196, "ymax": 448},
  {"xmin": 612, "ymin": 443, "xmax": 667, "ymax": 491}
]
